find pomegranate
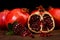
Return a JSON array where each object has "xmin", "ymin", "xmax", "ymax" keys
[
  {"xmin": 0, "ymin": 10, "xmax": 9, "ymax": 29},
  {"xmin": 28, "ymin": 6, "xmax": 55, "ymax": 33},
  {"xmin": 5, "ymin": 8, "xmax": 29, "ymax": 28},
  {"xmin": 48, "ymin": 7, "xmax": 60, "ymax": 29},
  {"xmin": 12, "ymin": 23, "xmax": 25, "ymax": 35}
]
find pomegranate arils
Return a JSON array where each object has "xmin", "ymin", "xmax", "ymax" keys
[
  {"xmin": 13, "ymin": 23, "xmax": 25, "ymax": 35},
  {"xmin": 12, "ymin": 23, "xmax": 34, "ymax": 37},
  {"xmin": 29, "ymin": 15, "xmax": 40, "ymax": 24},
  {"xmin": 43, "ymin": 14, "xmax": 53, "ymax": 30},
  {"xmin": 40, "ymin": 33, "xmax": 52, "ymax": 37},
  {"xmin": 28, "ymin": 33, "xmax": 35, "ymax": 38},
  {"xmin": 29, "ymin": 15, "xmax": 41, "ymax": 32},
  {"xmin": 31, "ymin": 23, "xmax": 40, "ymax": 31}
]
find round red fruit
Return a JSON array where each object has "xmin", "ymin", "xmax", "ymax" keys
[
  {"xmin": 5, "ymin": 8, "xmax": 29, "ymax": 28},
  {"xmin": 0, "ymin": 10, "xmax": 9, "ymax": 29},
  {"xmin": 48, "ymin": 7, "xmax": 60, "ymax": 29}
]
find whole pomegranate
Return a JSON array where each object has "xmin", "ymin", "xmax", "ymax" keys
[
  {"xmin": 0, "ymin": 10, "xmax": 9, "ymax": 29},
  {"xmin": 48, "ymin": 7, "xmax": 60, "ymax": 29},
  {"xmin": 5, "ymin": 8, "xmax": 29, "ymax": 28}
]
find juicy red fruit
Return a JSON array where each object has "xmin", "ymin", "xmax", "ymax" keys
[
  {"xmin": 48, "ymin": 8, "xmax": 60, "ymax": 29},
  {"xmin": 0, "ymin": 10, "xmax": 9, "ymax": 29},
  {"xmin": 5, "ymin": 8, "xmax": 29, "ymax": 28}
]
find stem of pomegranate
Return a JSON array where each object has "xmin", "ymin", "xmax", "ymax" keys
[
  {"xmin": 36, "ymin": 5, "xmax": 45, "ymax": 15},
  {"xmin": 36, "ymin": 5, "xmax": 45, "ymax": 11}
]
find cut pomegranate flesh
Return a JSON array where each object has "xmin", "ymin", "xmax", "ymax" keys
[
  {"xmin": 29, "ymin": 15, "xmax": 41, "ymax": 32},
  {"xmin": 43, "ymin": 14, "xmax": 53, "ymax": 30}
]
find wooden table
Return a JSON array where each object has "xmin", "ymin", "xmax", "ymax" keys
[{"xmin": 0, "ymin": 30, "xmax": 60, "ymax": 40}]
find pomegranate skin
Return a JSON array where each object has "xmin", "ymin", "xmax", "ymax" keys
[
  {"xmin": 0, "ymin": 10, "xmax": 10, "ymax": 29},
  {"xmin": 48, "ymin": 8, "xmax": 60, "ymax": 29},
  {"xmin": 5, "ymin": 8, "xmax": 29, "ymax": 28}
]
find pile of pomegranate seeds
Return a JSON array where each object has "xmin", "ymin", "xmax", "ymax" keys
[{"xmin": 12, "ymin": 23, "xmax": 35, "ymax": 38}]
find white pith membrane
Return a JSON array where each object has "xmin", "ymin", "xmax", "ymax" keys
[{"xmin": 28, "ymin": 11, "xmax": 55, "ymax": 33}]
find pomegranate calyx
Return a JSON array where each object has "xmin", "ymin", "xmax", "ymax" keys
[
  {"xmin": 36, "ymin": 5, "xmax": 45, "ymax": 11},
  {"xmin": 22, "ymin": 8, "xmax": 29, "ymax": 13}
]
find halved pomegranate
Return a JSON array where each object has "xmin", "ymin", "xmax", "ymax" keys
[{"xmin": 28, "ymin": 6, "xmax": 55, "ymax": 33}]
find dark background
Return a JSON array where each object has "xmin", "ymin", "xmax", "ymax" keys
[{"xmin": 0, "ymin": 0, "xmax": 60, "ymax": 11}]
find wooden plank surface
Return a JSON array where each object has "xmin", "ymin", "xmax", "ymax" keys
[{"xmin": 0, "ymin": 30, "xmax": 60, "ymax": 40}]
